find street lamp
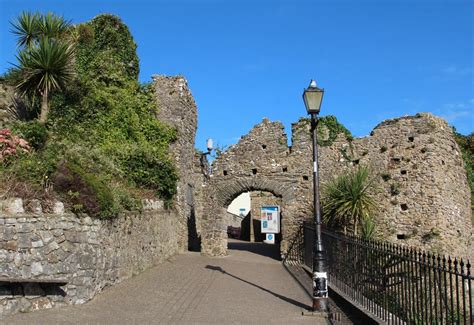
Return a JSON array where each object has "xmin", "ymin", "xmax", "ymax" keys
[
  {"xmin": 302, "ymin": 79, "xmax": 328, "ymax": 312},
  {"xmin": 200, "ymin": 138, "xmax": 214, "ymax": 173}
]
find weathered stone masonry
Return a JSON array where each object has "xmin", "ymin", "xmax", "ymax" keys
[
  {"xmin": 0, "ymin": 76, "xmax": 199, "ymax": 317},
  {"xmin": 201, "ymin": 114, "xmax": 472, "ymax": 260},
  {"xmin": 0, "ymin": 199, "xmax": 177, "ymax": 316},
  {"xmin": 0, "ymin": 75, "xmax": 472, "ymax": 317}
]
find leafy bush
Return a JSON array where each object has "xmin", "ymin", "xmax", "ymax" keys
[
  {"xmin": 51, "ymin": 162, "xmax": 119, "ymax": 218},
  {"xmin": 124, "ymin": 149, "xmax": 177, "ymax": 200},
  {"xmin": 75, "ymin": 14, "xmax": 139, "ymax": 86},
  {"xmin": 12, "ymin": 120, "xmax": 48, "ymax": 150}
]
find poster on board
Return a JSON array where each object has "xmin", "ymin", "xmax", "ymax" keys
[{"xmin": 260, "ymin": 205, "xmax": 280, "ymax": 234}]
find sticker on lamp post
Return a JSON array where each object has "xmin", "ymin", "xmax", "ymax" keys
[{"xmin": 313, "ymin": 272, "xmax": 328, "ymax": 298}]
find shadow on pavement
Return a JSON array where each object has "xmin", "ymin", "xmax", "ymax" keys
[
  {"xmin": 227, "ymin": 240, "xmax": 281, "ymax": 261},
  {"xmin": 205, "ymin": 265, "xmax": 311, "ymax": 310}
]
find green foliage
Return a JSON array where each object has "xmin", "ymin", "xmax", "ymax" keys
[
  {"xmin": 75, "ymin": 14, "xmax": 139, "ymax": 86},
  {"xmin": 2, "ymin": 142, "xmax": 62, "ymax": 193},
  {"xmin": 123, "ymin": 148, "xmax": 177, "ymax": 200},
  {"xmin": 322, "ymin": 165, "xmax": 377, "ymax": 236},
  {"xmin": 361, "ymin": 215, "xmax": 376, "ymax": 240},
  {"xmin": 11, "ymin": 11, "xmax": 75, "ymax": 123},
  {"xmin": 453, "ymin": 130, "xmax": 474, "ymax": 222},
  {"xmin": 2, "ymin": 13, "xmax": 178, "ymax": 218},
  {"xmin": 298, "ymin": 115, "xmax": 352, "ymax": 147},
  {"xmin": 12, "ymin": 120, "xmax": 48, "ymax": 150},
  {"xmin": 318, "ymin": 115, "xmax": 352, "ymax": 146},
  {"xmin": 52, "ymin": 162, "xmax": 120, "ymax": 218}
]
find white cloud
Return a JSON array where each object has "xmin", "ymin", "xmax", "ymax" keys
[{"xmin": 439, "ymin": 99, "xmax": 474, "ymax": 123}]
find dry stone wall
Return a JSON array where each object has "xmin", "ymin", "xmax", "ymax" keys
[
  {"xmin": 0, "ymin": 198, "xmax": 178, "ymax": 317},
  {"xmin": 203, "ymin": 114, "xmax": 472, "ymax": 260}
]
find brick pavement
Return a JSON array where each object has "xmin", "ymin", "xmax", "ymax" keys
[{"xmin": 2, "ymin": 240, "xmax": 329, "ymax": 324}]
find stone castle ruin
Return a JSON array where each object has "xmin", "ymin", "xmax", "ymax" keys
[
  {"xmin": 201, "ymin": 111, "xmax": 472, "ymax": 260},
  {"xmin": 0, "ymin": 75, "xmax": 472, "ymax": 316}
]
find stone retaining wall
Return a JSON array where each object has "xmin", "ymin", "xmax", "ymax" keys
[{"xmin": 0, "ymin": 198, "xmax": 178, "ymax": 317}]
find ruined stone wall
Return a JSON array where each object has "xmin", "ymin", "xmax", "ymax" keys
[
  {"xmin": 201, "ymin": 119, "xmax": 299, "ymax": 255},
  {"xmin": 204, "ymin": 113, "xmax": 472, "ymax": 259},
  {"xmin": 0, "ymin": 198, "xmax": 178, "ymax": 317},
  {"xmin": 153, "ymin": 75, "xmax": 198, "ymax": 252},
  {"xmin": 250, "ymin": 191, "xmax": 282, "ymax": 221},
  {"xmin": 0, "ymin": 74, "xmax": 204, "ymax": 317}
]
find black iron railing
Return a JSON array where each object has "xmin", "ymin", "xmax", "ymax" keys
[{"xmin": 284, "ymin": 221, "xmax": 473, "ymax": 324}]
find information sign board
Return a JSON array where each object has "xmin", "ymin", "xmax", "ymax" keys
[{"xmin": 260, "ymin": 206, "xmax": 280, "ymax": 234}]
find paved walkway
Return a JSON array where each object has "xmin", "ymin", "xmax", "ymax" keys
[{"xmin": 2, "ymin": 240, "xmax": 329, "ymax": 324}]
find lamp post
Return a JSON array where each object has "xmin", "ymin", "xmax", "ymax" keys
[
  {"xmin": 302, "ymin": 79, "xmax": 328, "ymax": 312},
  {"xmin": 200, "ymin": 138, "xmax": 214, "ymax": 174}
]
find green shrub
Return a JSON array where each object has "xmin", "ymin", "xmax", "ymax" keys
[
  {"xmin": 52, "ymin": 162, "xmax": 120, "ymax": 218},
  {"xmin": 12, "ymin": 120, "xmax": 48, "ymax": 150},
  {"xmin": 322, "ymin": 165, "xmax": 377, "ymax": 236}
]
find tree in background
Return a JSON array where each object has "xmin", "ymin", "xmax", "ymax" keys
[
  {"xmin": 322, "ymin": 165, "xmax": 377, "ymax": 237},
  {"xmin": 11, "ymin": 12, "xmax": 75, "ymax": 123}
]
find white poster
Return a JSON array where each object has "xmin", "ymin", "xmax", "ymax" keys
[{"xmin": 260, "ymin": 206, "xmax": 280, "ymax": 234}]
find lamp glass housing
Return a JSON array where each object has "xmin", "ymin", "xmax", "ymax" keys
[
  {"xmin": 303, "ymin": 81, "xmax": 324, "ymax": 114},
  {"xmin": 206, "ymin": 138, "xmax": 214, "ymax": 152}
]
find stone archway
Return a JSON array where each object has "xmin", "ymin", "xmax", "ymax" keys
[{"xmin": 201, "ymin": 176, "xmax": 298, "ymax": 257}]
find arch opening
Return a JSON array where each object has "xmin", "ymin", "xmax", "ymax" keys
[{"xmin": 224, "ymin": 190, "xmax": 283, "ymax": 260}]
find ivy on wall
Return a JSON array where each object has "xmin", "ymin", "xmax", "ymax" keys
[
  {"xmin": 454, "ymin": 130, "xmax": 474, "ymax": 222},
  {"xmin": 298, "ymin": 115, "xmax": 353, "ymax": 147}
]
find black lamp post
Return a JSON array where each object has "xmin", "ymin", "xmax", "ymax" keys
[{"xmin": 302, "ymin": 79, "xmax": 328, "ymax": 312}]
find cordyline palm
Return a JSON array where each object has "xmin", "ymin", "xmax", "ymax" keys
[
  {"xmin": 15, "ymin": 38, "xmax": 75, "ymax": 123},
  {"xmin": 322, "ymin": 165, "xmax": 376, "ymax": 236},
  {"xmin": 11, "ymin": 11, "xmax": 71, "ymax": 48},
  {"xmin": 11, "ymin": 12, "xmax": 40, "ymax": 48},
  {"xmin": 11, "ymin": 12, "xmax": 75, "ymax": 123}
]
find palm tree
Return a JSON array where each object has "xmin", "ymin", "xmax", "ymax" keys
[
  {"xmin": 322, "ymin": 165, "xmax": 377, "ymax": 236},
  {"xmin": 15, "ymin": 38, "xmax": 75, "ymax": 123},
  {"xmin": 11, "ymin": 12, "xmax": 75, "ymax": 123}
]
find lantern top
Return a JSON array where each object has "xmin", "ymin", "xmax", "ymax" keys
[{"xmin": 303, "ymin": 79, "xmax": 324, "ymax": 115}]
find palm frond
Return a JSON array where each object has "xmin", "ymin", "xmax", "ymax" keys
[
  {"xmin": 15, "ymin": 38, "xmax": 75, "ymax": 97},
  {"xmin": 322, "ymin": 165, "xmax": 377, "ymax": 234},
  {"xmin": 38, "ymin": 12, "xmax": 71, "ymax": 40},
  {"xmin": 10, "ymin": 11, "xmax": 40, "ymax": 48}
]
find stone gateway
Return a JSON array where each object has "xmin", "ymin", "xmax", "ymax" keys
[{"xmin": 0, "ymin": 75, "xmax": 471, "ymax": 317}]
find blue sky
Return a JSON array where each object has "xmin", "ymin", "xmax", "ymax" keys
[{"xmin": 1, "ymin": 0, "xmax": 472, "ymax": 152}]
